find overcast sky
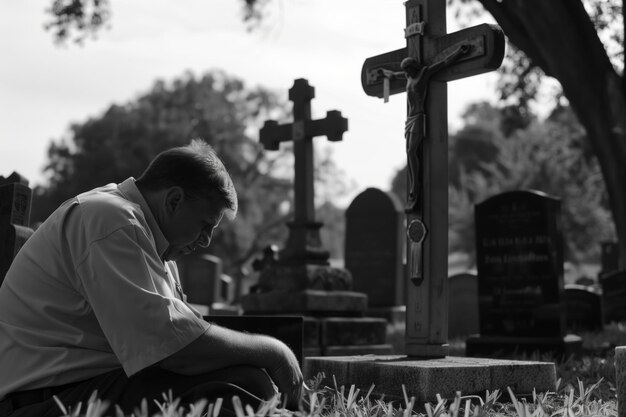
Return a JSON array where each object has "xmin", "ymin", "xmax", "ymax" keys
[{"xmin": 0, "ymin": 0, "xmax": 499, "ymax": 205}]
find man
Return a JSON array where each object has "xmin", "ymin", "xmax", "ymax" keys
[{"xmin": 0, "ymin": 140, "xmax": 303, "ymax": 416}]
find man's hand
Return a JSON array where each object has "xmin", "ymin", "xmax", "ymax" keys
[
  {"xmin": 264, "ymin": 338, "xmax": 304, "ymax": 409},
  {"xmin": 159, "ymin": 325, "xmax": 304, "ymax": 408}
]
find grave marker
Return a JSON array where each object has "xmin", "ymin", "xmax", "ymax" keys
[
  {"xmin": 564, "ymin": 284, "xmax": 602, "ymax": 331},
  {"xmin": 466, "ymin": 190, "xmax": 581, "ymax": 357},
  {"xmin": 242, "ymin": 79, "xmax": 392, "ymax": 356},
  {"xmin": 345, "ymin": 188, "xmax": 404, "ymax": 308},
  {"xmin": 361, "ymin": 0, "xmax": 504, "ymax": 356},
  {"xmin": 259, "ymin": 78, "xmax": 348, "ymax": 265},
  {"xmin": 0, "ymin": 172, "xmax": 35, "ymax": 284},
  {"xmin": 178, "ymin": 253, "xmax": 237, "ymax": 314},
  {"xmin": 448, "ymin": 272, "xmax": 479, "ymax": 339},
  {"xmin": 600, "ymin": 241, "xmax": 619, "ymax": 275},
  {"xmin": 600, "ymin": 269, "xmax": 626, "ymax": 323}
]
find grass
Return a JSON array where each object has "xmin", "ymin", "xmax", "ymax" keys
[{"xmin": 54, "ymin": 324, "xmax": 626, "ymax": 417}]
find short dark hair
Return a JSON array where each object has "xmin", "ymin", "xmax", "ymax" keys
[{"xmin": 136, "ymin": 139, "xmax": 238, "ymax": 218}]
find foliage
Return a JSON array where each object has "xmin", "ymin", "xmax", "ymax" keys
[
  {"xmin": 43, "ymin": 0, "xmax": 267, "ymax": 44},
  {"xmin": 448, "ymin": 104, "xmax": 614, "ymax": 263},
  {"xmin": 390, "ymin": 102, "xmax": 614, "ymax": 264},
  {"xmin": 53, "ymin": 369, "xmax": 619, "ymax": 417},
  {"xmin": 33, "ymin": 69, "xmax": 347, "ymax": 275},
  {"xmin": 450, "ymin": 0, "xmax": 624, "ymax": 111},
  {"xmin": 44, "ymin": 0, "xmax": 111, "ymax": 45}
]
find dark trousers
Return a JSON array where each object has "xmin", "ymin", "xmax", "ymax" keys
[{"xmin": 0, "ymin": 365, "xmax": 276, "ymax": 416}]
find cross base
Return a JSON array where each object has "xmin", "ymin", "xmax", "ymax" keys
[
  {"xmin": 256, "ymin": 264, "xmax": 352, "ymax": 292},
  {"xmin": 304, "ymin": 355, "xmax": 556, "ymax": 404},
  {"xmin": 405, "ymin": 342, "xmax": 449, "ymax": 358},
  {"xmin": 279, "ymin": 221, "xmax": 330, "ymax": 265}
]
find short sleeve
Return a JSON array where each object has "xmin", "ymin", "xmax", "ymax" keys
[{"xmin": 75, "ymin": 224, "xmax": 210, "ymax": 376}]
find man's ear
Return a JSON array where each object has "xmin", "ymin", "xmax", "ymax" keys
[{"xmin": 164, "ymin": 187, "xmax": 184, "ymax": 215}]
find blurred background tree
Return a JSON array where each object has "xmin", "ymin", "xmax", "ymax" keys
[
  {"xmin": 33, "ymin": 69, "xmax": 347, "ymax": 276},
  {"xmin": 391, "ymin": 102, "xmax": 614, "ymax": 267},
  {"xmin": 41, "ymin": 0, "xmax": 625, "ymax": 267}
]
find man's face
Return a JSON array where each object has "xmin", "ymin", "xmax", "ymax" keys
[{"xmin": 161, "ymin": 189, "xmax": 225, "ymax": 261}]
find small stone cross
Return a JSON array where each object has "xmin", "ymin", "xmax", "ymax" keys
[{"xmin": 260, "ymin": 78, "xmax": 348, "ymax": 265}]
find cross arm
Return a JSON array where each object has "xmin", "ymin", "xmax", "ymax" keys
[
  {"xmin": 361, "ymin": 23, "xmax": 505, "ymax": 99},
  {"xmin": 259, "ymin": 120, "xmax": 292, "ymax": 150},
  {"xmin": 259, "ymin": 111, "xmax": 349, "ymax": 151},
  {"xmin": 308, "ymin": 110, "xmax": 348, "ymax": 142},
  {"xmin": 361, "ymin": 47, "xmax": 406, "ymax": 99},
  {"xmin": 428, "ymin": 24, "xmax": 505, "ymax": 82}
]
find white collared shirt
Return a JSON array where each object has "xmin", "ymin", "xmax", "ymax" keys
[{"xmin": 0, "ymin": 178, "xmax": 210, "ymax": 400}]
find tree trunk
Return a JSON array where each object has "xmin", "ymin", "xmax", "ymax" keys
[{"xmin": 478, "ymin": 0, "xmax": 626, "ymax": 268}]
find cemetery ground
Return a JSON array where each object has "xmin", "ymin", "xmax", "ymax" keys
[{"xmin": 51, "ymin": 323, "xmax": 626, "ymax": 417}]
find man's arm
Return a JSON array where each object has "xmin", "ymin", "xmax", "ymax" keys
[{"xmin": 158, "ymin": 323, "xmax": 303, "ymax": 407}]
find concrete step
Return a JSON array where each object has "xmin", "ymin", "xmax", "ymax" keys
[{"xmin": 304, "ymin": 355, "xmax": 555, "ymax": 403}]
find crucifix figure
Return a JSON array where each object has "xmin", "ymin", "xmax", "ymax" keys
[
  {"xmin": 380, "ymin": 44, "xmax": 469, "ymax": 213},
  {"xmin": 362, "ymin": 0, "xmax": 504, "ymax": 357},
  {"xmin": 260, "ymin": 78, "xmax": 348, "ymax": 265}
]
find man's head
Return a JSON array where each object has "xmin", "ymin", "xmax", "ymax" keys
[{"xmin": 136, "ymin": 139, "xmax": 238, "ymax": 260}]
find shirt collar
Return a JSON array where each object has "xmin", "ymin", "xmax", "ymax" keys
[{"xmin": 117, "ymin": 177, "xmax": 169, "ymax": 260}]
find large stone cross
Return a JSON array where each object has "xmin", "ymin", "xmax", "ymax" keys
[
  {"xmin": 260, "ymin": 78, "xmax": 348, "ymax": 265},
  {"xmin": 362, "ymin": 0, "xmax": 504, "ymax": 357}
]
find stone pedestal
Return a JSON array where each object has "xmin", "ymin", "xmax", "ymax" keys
[
  {"xmin": 367, "ymin": 306, "xmax": 406, "ymax": 325},
  {"xmin": 304, "ymin": 355, "xmax": 556, "ymax": 404},
  {"xmin": 465, "ymin": 334, "xmax": 583, "ymax": 359},
  {"xmin": 241, "ymin": 264, "xmax": 393, "ymax": 356}
]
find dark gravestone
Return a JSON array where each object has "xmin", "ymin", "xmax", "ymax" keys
[
  {"xmin": 600, "ymin": 270, "xmax": 626, "ymax": 324},
  {"xmin": 448, "ymin": 272, "xmax": 479, "ymax": 339},
  {"xmin": 345, "ymin": 188, "xmax": 404, "ymax": 308},
  {"xmin": 178, "ymin": 254, "xmax": 237, "ymax": 315},
  {"xmin": 601, "ymin": 241, "xmax": 620, "ymax": 275},
  {"xmin": 0, "ymin": 172, "xmax": 35, "ymax": 284},
  {"xmin": 466, "ymin": 190, "xmax": 581, "ymax": 357},
  {"xmin": 563, "ymin": 284, "xmax": 602, "ymax": 331}
]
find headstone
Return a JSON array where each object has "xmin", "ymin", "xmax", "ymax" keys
[
  {"xmin": 240, "ymin": 79, "xmax": 392, "ymax": 356},
  {"xmin": 563, "ymin": 284, "xmax": 602, "ymax": 331},
  {"xmin": 600, "ymin": 270, "xmax": 626, "ymax": 324},
  {"xmin": 466, "ymin": 190, "xmax": 581, "ymax": 357},
  {"xmin": 601, "ymin": 241, "xmax": 619, "ymax": 275},
  {"xmin": 178, "ymin": 253, "xmax": 237, "ymax": 315},
  {"xmin": 344, "ymin": 188, "xmax": 404, "ymax": 308},
  {"xmin": 0, "ymin": 172, "xmax": 35, "ymax": 284},
  {"xmin": 448, "ymin": 272, "xmax": 479, "ymax": 339}
]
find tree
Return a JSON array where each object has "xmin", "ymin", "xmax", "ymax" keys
[
  {"xmin": 33, "ymin": 69, "xmax": 319, "ymax": 276},
  {"xmin": 447, "ymin": 104, "xmax": 613, "ymax": 264},
  {"xmin": 43, "ymin": 0, "xmax": 263, "ymax": 44},
  {"xmin": 451, "ymin": 0, "xmax": 626, "ymax": 267}
]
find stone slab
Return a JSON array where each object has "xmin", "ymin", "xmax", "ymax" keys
[
  {"xmin": 304, "ymin": 355, "xmax": 556, "ymax": 403},
  {"xmin": 320, "ymin": 317, "xmax": 388, "ymax": 346},
  {"xmin": 616, "ymin": 346, "xmax": 626, "ymax": 417},
  {"xmin": 240, "ymin": 289, "xmax": 367, "ymax": 315},
  {"xmin": 366, "ymin": 306, "xmax": 406, "ymax": 324},
  {"xmin": 465, "ymin": 334, "xmax": 582, "ymax": 359},
  {"xmin": 324, "ymin": 344, "xmax": 394, "ymax": 356},
  {"xmin": 258, "ymin": 264, "xmax": 353, "ymax": 291}
]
